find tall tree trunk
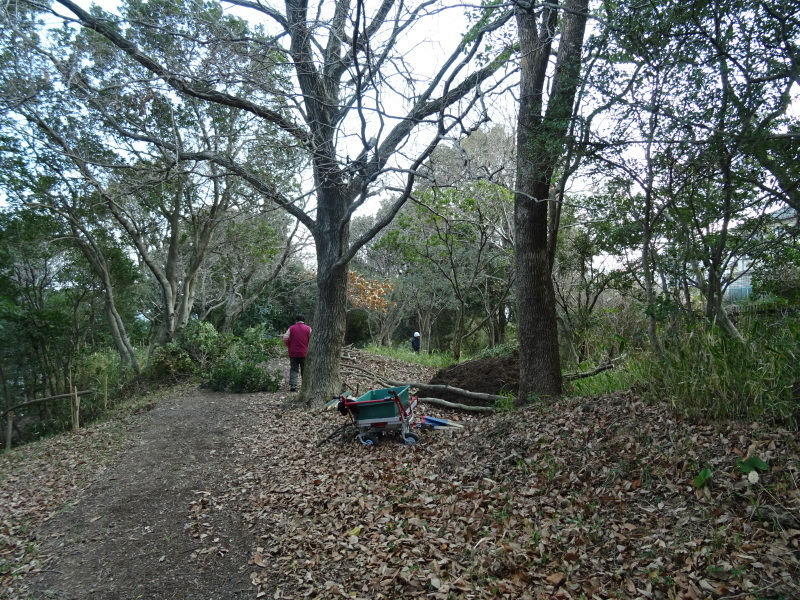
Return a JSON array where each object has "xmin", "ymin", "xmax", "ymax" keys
[
  {"xmin": 104, "ymin": 301, "xmax": 140, "ymax": 373},
  {"xmin": 692, "ymin": 258, "xmax": 747, "ymax": 344},
  {"xmin": 639, "ymin": 88, "xmax": 666, "ymax": 360},
  {"xmin": 307, "ymin": 262, "xmax": 348, "ymax": 402},
  {"xmin": 706, "ymin": 258, "xmax": 747, "ymax": 344},
  {"xmin": 419, "ymin": 314, "xmax": 433, "ymax": 354},
  {"xmin": 557, "ymin": 313, "xmax": 580, "ymax": 366},
  {"xmin": 514, "ymin": 0, "xmax": 589, "ymax": 402},
  {"xmin": 642, "ymin": 234, "xmax": 664, "ymax": 359},
  {"xmin": 515, "ymin": 205, "xmax": 562, "ymax": 400},
  {"xmin": 452, "ymin": 302, "xmax": 466, "ymax": 361},
  {"xmin": 72, "ymin": 230, "xmax": 141, "ymax": 374},
  {"xmin": 305, "ymin": 185, "xmax": 350, "ymax": 404}
]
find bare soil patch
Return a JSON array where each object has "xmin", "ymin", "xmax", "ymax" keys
[
  {"xmin": 26, "ymin": 388, "xmax": 260, "ymax": 600},
  {"xmin": 423, "ymin": 350, "xmax": 519, "ymax": 403}
]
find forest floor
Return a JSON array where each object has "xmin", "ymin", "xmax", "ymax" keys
[{"xmin": 1, "ymin": 350, "xmax": 799, "ymax": 600}]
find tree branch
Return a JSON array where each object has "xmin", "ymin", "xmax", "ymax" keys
[
  {"xmin": 418, "ymin": 397, "xmax": 496, "ymax": 413},
  {"xmin": 54, "ymin": 0, "xmax": 311, "ymax": 146}
]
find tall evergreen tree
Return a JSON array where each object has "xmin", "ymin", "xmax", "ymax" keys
[{"xmin": 514, "ymin": 0, "xmax": 590, "ymax": 401}]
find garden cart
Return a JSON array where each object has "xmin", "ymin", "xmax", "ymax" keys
[{"xmin": 334, "ymin": 385, "xmax": 420, "ymax": 446}]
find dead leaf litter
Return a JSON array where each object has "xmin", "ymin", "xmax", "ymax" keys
[{"xmin": 1, "ymin": 350, "xmax": 798, "ymax": 600}]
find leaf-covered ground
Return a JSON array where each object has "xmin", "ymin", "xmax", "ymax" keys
[
  {"xmin": 1, "ymin": 351, "xmax": 799, "ymax": 599},
  {"xmin": 0, "ymin": 418, "xmax": 136, "ymax": 593}
]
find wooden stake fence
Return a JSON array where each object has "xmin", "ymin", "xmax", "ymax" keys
[{"xmin": 3, "ymin": 390, "xmax": 95, "ymax": 450}]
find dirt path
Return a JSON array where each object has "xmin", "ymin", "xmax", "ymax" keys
[
  {"xmin": 29, "ymin": 388, "xmax": 268, "ymax": 600},
  {"xmin": 9, "ymin": 352, "xmax": 797, "ymax": 600}
]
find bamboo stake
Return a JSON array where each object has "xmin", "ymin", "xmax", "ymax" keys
[
  {"xmin": 4, "ymin": 411, "xmax": 12, "ymax": 451},
  {"xmin": 71, "ymin": 386, "xmax": 80, "ymax": 433}
]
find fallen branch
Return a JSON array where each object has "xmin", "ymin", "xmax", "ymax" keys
[
  {"xmin": 563, "ymin": 362, "xmax": 614, "ymax": 381},
  {"xmin": 339, "ymin": 365, "xmax": 497, "ymax": 412},
  {"xmin": 385, "ymin": 380, "xmax": 506, "ymax": 403},
  {"xmin": 746, "ymin": 504, "xmax": 800, "ymax": 529},
  {"xmin": 316, "ymin": 423, "xmax": 353, "ymax": 447},
  {"xmin": 341, "ymin": 365, "xmax": 391, "ymax": 387},
  {"xmin": 418, "ymin": 397, "xmax": 496, "ymax": 413},
  {"xmin": 341, "ymin": 353, "xmax": 505, "ymax": 405}
]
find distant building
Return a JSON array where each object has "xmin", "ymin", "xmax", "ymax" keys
[{"xmin": 723, "ymin": 206, "xmax": 798, "ymax": 303}]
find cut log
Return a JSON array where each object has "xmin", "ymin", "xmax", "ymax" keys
[
  {"xmin": 386, "ymin": 380, "xmax": 506, "ymax": 403},
  {"xmin": 418, "ymin": 397, "xmax": 496, "ymax": 413}
]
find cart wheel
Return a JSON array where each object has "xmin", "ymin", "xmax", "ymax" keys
[
  {"xmin": 358, "ymin": 433, "xmax": 378, "ymax": 447},
  {"xmin": 400, "ymin": 432, "xmax": 420, "ymax": 445}
]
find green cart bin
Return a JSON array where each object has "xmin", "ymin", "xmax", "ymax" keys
[
  {"xmin": 350, "ymin": 385, "xmax": 410, "ymax": 420},
  {"xmin": 337, "ymin": 385, "xmax": 420, "ymax": 446}
]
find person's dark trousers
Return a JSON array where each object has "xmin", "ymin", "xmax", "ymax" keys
[{"xmin": 289, "ymin": 356, "xmax": 305, "ymax": 390}]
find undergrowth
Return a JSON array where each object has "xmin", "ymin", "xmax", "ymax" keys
[
  {"xmin": 205, "ymin": 360, "xmax": 281, "ymax": 393},
  {"xmin": 567, "ymin": 364, "xmax": 641, "ymax": 397},
  {"xmin": 471, "ymin": 340, "xmax": 518, "ymax": 360},
  {"xmin": 5, "ymin": 324, "xmax": 286, "ymax": 449},
  {"xmin": 632, "ymin": 314, "xmax": 800, "ymax": 428},
  {"xmin": 362, "ymin": 343, "xmax": 456, "ymax": 369},
  {"xmin": 146, "ymin": 322, "xmax": 285, "ymax": 389}
]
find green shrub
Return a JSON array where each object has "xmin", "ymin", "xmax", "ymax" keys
[
  {"xmin": 177, "ymin": 320, "xmax": 231, "ymax": 370},
  {"xmin": 143, "ymin": 323, "xmax": 286, "ymax": 385},
  {"xmin": 70, "ymin": 347, "xmax": 143, "ymax": 423},
  {"xmin": 205, "ymin": 359, "xmax": 281, "ymax": 393},
  {"xmin": 234, "ymin": 325, "xmax": 285, "ymax": 363},
  {"xmin": 145, "ymin": 342, "xmax": 196, "ymax": 381},
  {"xmin": 75, "ymin": 347, "xmax": 142, "ymax": 393}
]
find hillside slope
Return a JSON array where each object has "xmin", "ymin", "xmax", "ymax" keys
[{"xmin": 1, "ymin": 352, "xmax": 798, "ymax": 600}]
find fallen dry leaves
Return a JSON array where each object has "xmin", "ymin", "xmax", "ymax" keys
[
  {"xmin": 2, "ymin": 351, "xmax": 798, "ymax": 600},
  {"xmin": 196, "ymin": 355, "xmax": 800, "ymax": 599},
  {"xmin": 0, "ymin": 420, "xmax": 133, "ymax": 595}
]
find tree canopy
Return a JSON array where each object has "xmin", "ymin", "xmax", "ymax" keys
[{"xmin": 0, "ymin": 0, "xmax": 798, "ymax": 416}]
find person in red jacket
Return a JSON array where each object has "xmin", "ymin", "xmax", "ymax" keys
[{"xmin": 282, "ymin": 315, "xmax": 312, "ymax": 392}]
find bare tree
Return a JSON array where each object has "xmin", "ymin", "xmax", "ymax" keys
[{"xmin": 19, "ymin": 0, "xmax": 516, "ymax": 404}]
